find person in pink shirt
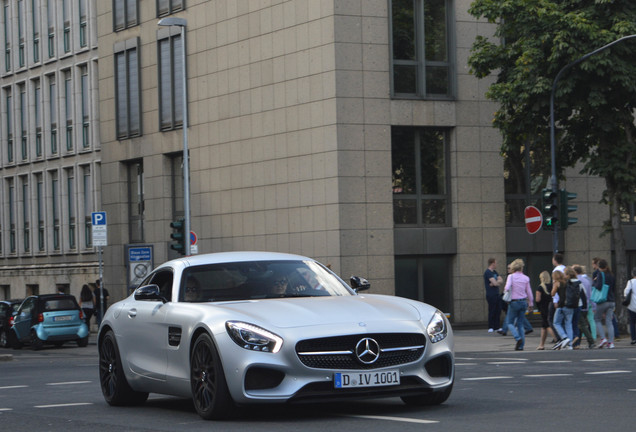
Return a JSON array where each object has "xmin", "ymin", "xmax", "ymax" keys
[{"xmin": 503, "ymin": 259, "xmax": 534, "ymax": 350}]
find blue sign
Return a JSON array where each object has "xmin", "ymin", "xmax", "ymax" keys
[
  {"xmin": 91, "ymin": 211, "xmax": 107, "ymax": 226},
  {"xmin": 129, "ymin": 246, "xmax": 152, "ymax": 262}
]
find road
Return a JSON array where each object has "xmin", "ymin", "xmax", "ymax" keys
[{"xmin": 1, "ymin": 332, "xmax": 634, "ymax": 431}]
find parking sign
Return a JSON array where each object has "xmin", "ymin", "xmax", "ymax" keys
[{"xmin": 91, "ymin": 211, "xmax": 108, "ymax": 246}]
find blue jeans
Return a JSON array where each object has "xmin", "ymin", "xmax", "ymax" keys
[
  {"xmin": 508, "ymin": 300, "xmax": 528, "ymax": 349},
  {"xmin": 553, "ymin": 307, "xmax": 574, "ymax": 342}
]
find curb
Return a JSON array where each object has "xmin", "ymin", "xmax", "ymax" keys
[{"xmin": 0, "ymin": 354, "xmax": 13, "ymax": 361}]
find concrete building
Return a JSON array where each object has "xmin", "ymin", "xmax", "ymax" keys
[
  {"xmin": 89, "ymin": 0, "xmax": 634, "ymax": 326},
  {"xmin": 0, "ymin": 0, "xmax": 101, "ymax": 299}
]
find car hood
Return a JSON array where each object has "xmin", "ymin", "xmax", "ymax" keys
[{"xmin": 212, "ymin": 294, "xmax": 423, "ymax": 329}]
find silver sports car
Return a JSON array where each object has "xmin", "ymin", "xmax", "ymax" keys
[{"xmin": 98, "ymin": 251, "xmax": 454, "ymax": 419}]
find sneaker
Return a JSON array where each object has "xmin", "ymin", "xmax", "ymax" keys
[
  {"xmin": 525, "ymin": 329, "xmax": 533, "ymax": 335},
  {"xmin": 588, "ymin": 343, "xmax": 595, "ymax": 349},
  {"xmin": 552, "ymin": 339, "xmax": 563, "ymax": 350},
  {"xmin": 597, "ymin": 338, "xmax": 608, "ymax": 349},
  {"xmin": 497, "ymin": 330, "xmax": 507, "ymax": 336},
  {"xmin": 608, "ymin": 342, "xmax": 615, "ymax": 349},
  {"xmin": 560, "ymin": 338, "xmax": 570, "ymax": 349},
  {"xmin": 488, "ymin": 328, "xmax": 494, "ymax": 333},
  {"xmin": 565, "ymin": 345, "xmax": 573, "ymax": 350},
  {"xmin": 515, "ymin": 339, "xmax": 523, "ymax": 351},
  {"xmin": 631, "ymin": 340, "xmax": 636, "ymax": 345}
]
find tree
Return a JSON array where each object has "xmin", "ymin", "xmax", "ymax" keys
[{"xmin": 467, "ymin": 0, "xmax": 636, "ymax": 323}]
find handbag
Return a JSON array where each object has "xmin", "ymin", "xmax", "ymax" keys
[
  {"xmin": 591, "ymin": 272, "xmax": 609, "ymax": 304},
  {"xmin": 502, "ymin": 289, "xmax": 512, "ymax": 303},
  {"xmin": 623, "ymin": 280, "xmax": 633, "ymax": 306}
]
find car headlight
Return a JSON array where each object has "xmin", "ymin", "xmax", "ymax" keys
[
  {"xmin": 426, "ymin": 310, "xmax": 448, "ymax": 343},
  {"xmin": 226, "ymin": 321, "xmax": 283, "ymax": 353}
]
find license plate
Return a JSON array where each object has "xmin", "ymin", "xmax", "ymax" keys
[
  {"xmin": 334, "ymin": 370, "xmax": 400, "ymax": 389},
  {"xmin": 53, "ymin": 315, "xmax": 72, "ymax": 322}
]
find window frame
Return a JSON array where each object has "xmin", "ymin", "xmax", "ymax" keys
[{"xmin": 114, "ymin": 38, "xmax": 141, "ymax": 139}]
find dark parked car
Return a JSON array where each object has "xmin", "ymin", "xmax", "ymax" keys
[
  {"xmin": 9, "ymin": 294, "xmax": 89, "ymax": 350},
  {"xmin": 0, "ymin": 299, "xmax": 23, "ymax": 348}
]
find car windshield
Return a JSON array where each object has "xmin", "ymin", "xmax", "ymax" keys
[
  {"xmin": 179, "ymin": 260, "xmax": 354, "ymax": 302},
  {"xmin": 42, "ymin": 298, "xmax": 78, "ymax": 311}
]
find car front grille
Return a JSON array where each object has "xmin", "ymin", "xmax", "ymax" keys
[{"xmin": 295, "ymin": 333, "xmax": 426, "ymax": 370}]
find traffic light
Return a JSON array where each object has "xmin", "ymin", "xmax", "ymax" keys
[
  {"xmin": 541, "ymin": 188, "xmax": 559, "ymax": 230},
  {"xmin": 170, "ymin": 219, "xmax": 186, "ymax": 255},
  {"xmin": 559, "ymin": 190, "xmax": 578, "ymax": 230}
]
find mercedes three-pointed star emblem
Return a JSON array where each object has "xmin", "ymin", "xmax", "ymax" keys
[{"xmin": 355, "ymin": 337, "xmax": 380, "ymax": 364}]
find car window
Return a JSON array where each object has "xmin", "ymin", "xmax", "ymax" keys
[
  {"xmin": 19, "ymin": 298, "xmax": 35, "ymax": 315},
  {"xmin": 150, "ymin": 270, "xmax": 173, "ymax": 300},
  {"xmin": 43, "ymin": 298, "xmax": 78, "ymax": 311},
  {"xmin": 180, "ymin": 260, "xmax": 354, "ymax": 302}
]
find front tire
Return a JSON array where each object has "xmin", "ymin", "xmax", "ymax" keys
[
  {"xmin": 401, "ymin": 382, "xmax": 453, "ymax": 406},
  {"xmin": 190, "ymin": 333, "xmax": 234, "ymax": 420},
  {"xmin": 0, "ymin": 329, "xmax": 9, "ymax": 348},
  {"xmin": 99, "ymin": 330, "xmax": 148, "ymax": 406}
]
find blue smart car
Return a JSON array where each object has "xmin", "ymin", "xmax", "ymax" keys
[{"xmin": 9, "ymin": 294, "xmax": 89, "ymax": 350}]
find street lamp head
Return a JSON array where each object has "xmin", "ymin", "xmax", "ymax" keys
[{"xmin": 157, "ymin": 17, "xmax": 187, "ymax": 27}]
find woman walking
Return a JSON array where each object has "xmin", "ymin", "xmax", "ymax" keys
[
  {"xmin": 535, "ymin": 271, "xmax": 556, "ymax": 350},
  {"xmin": 593, "ymin": 259, "xmax": 616, "ymax": 349},
  {"xmin": 79, "ymin": 284, "xmax": 96, "ymax": 330},
  {"xmin": 502, "ymin": 259, "xmax": 534, "ymax": 351}
]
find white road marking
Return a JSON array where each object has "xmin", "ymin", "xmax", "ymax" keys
[
  {"xmin": 0, "ymin": 385, "xmax": 28, "ymax": 390},
  {"xmin": 455, "ymin": 363, "xmax": 478, "ymax": 366},
  {"xmin": 46, "ymin": 381, "xmax": 92, "ymax": 386},
  {"xmin": 582, "ymin": 359, "xmax": 617, "ymax": 362},
  {"xmin": 536, "ymin": 360, "xmax": 571, "ymax": 364},
  {"xmin": 461, "ymin": 376, "xmax": 513, "ymax": 381},
  {"xmin": 585, "ymin": 370, "xmax": 631, "ymax": 375},
  {"xmin": 35, "ymin": 403, "xmax": 93, "ymax": 408},
  {"xmin": 0, "ymin": 408, "xmax": 13, "ymax": 411},
  {"xmin": 523, "ymin": 374, "xmax": 572, "ymax": 378},
  {"xmin": 345, "ymin": 414, "xmax": 438, "ymax": 424},
  {"xmin": 487, "ymin": 361, "xmax": 526, "ymax": 365}
]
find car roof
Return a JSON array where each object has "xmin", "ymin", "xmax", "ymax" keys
[{"xmin": 160, "ymin": 251, "xmax": 313, "ymax": 270}]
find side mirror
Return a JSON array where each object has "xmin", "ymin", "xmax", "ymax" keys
[
  {"xmin": 134, "ymin": 284, "xmax": 168, "ymax": 303},
  {"xmin": 350, "ymin": 276, "xmax": 370, "ymax": 292}
]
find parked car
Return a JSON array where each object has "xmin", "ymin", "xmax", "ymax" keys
[
  {"xmin": 9, "ymin": 294, "xmax": 89, "ymax": 350},
  {"xmin": 98, "ymin": 251, "xmax": 454, "ymax": 420},
  {"xmin": 0, "ymin": 299, "xmax": 23, "ymax": 348}
]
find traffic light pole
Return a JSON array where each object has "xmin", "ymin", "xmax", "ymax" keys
[{"xmin": 549, "ymin": 34, "xmax": 636, "ymax": 254}]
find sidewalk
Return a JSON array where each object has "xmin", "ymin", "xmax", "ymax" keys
[{"xmin": 453, "ymin": 327, "xmax": 634, "ymax": 353}]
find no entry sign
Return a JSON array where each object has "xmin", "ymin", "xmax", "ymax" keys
[{"xmin": 525, "ymin": 206, "xmax": 543, "ymax": 234}]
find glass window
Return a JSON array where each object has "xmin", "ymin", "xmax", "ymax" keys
[
  {"xmin": 51, "ymin": 171, "xmax": 60, "ymax": 251},
  {"xmin": 4, "ymin": 0, "xmax": 11, "ymax": 71},
  {"xmin": 34, "ymin": 79, "xmax": 42, "ymax": 157},
  {"xmin": 128, "ymin": 161, "xmax": 144, "ymax": 243},
  {"xmin": 79, "ymin": 0, "xmax": 87, "ymax": 47},
  {"xmin": 5, "ymin": 87, "xmax": 13, "ymax": 163},
  {"xmin": 32, "ymin": 0, "xmax": 40, "ymax": 62},
  {"xmin": 157, "ymin": 0, "xmax": 184, "ymax": 17},
  {"xmin": 64, "ymin": 70, "xmax": 73, "ymax": 151},
  {"xmin": 82, "ymin": 165, "xmax": 92, "ymax": 247},
  {"xmin": 66, "ymin": 168, "xmax": 76, "ymax": 249},
  {"xmin": 115, "ymin": 41, "xmax": 141, "ymax": 139},
  {"xmin": 80, "ymin": 65, "xmax": 89, "ymax": 148},
  {"xmin": 390, "ymin": 0, "xmax": 453, "ymax": 98},
  {"xmin": 19, "ymin": 84, "xmax": 27, "ymax": 161},
  {"xmin": 395, "ymin": 255, "xmax": 452, "ymax": 315},
  {"xmin": 21, "ymin": 177, "xmax": 30, "ymax": 253},
  {"xmin": 113, "ymin": 0, "xmax": 138, "ymax": 31},
  {"xmin": 392, "ymin": 127, "xmax": 449, "ymax": 226},
  {"xmin": 36, "ymin": 174, "xmax": 44, "ymax": 251},
  {"xmin": 158, "ymin": 33, "xmax": 184, "ymax": 131},
  {"xmin": 8, "ymin": 178, "xmax": 16, "ymax": 253},
  {"xmin": 62, "ymin": 0, "xmax": 70, "ymax": 53},
  {"xmin": 48, "ymin": 75, "xmax": 58, "ymax": 155},
  {"xmin": 18, "ymin": 0, "xmax": 25, "ymax": 67},
  {"xmin": 47, "ymin": 0, "xmax": 54, "ymax": 58}
]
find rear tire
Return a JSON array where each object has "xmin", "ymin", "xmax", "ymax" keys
[
  {"xmin": 190, "ymin": 333, "xmax": 234, "ymax": 420},
  {"xmin": 99, "ymin": 330, "xmax": 148, "ymax": 406},
  {"xmin": 401, "ymin": 382, "xmax": 453, "ymax": 406},
  {"xmin": 77, "ymin": 336, "xmax": 88, "ymax": 347},
  {"xmin": 30, "ymin": 330, "xmax": 43, "ymax": 351},
  {"xmin": 9, "ymin": 330, "xmax": 22, "ymax": 349},
  {"xmin": 0, "ymin": 329, "xmax": 9, "ymax": 348}
]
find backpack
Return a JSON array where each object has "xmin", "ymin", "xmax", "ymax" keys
[{"xmin": 564, "ymin": 279, "xmax": 581, "ymax": 308}]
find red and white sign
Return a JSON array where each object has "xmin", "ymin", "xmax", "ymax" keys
[{"xmin": 524, "ymin": 206, "xmax": 543, "ymax": 234}]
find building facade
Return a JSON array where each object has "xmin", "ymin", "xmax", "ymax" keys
[
  {"xmin": 92, "ymin": 0, "xmax": 634, "ymax": 326},
  {"xmin": 0, "ymin": 0, "xmax": 101, "ymax": 300}
]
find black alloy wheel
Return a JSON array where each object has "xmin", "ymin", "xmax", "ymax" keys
[
  {"xmin": 190, "ymin": 333, "xmax": 234, "ymax": 420},
  {"xmin": 99, "ymin": 330, "xmax": 148, "ymax": 406}
]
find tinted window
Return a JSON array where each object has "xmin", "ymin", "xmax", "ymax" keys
[{"xmin": 42, "ymin": 298, "xmax": 78, "ymax": 311}]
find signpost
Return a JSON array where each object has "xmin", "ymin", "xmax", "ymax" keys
[
  {"xmin": 91, "ymin": 212, "xmax": 107, "ymax": 322},
  {"xmin": 524, "ymin": 206, "xmax": 543, "ymax": 235}
]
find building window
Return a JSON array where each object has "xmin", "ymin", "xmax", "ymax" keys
[
  {"xmin": 19, "ymin": 84, "xmax": 27, "ymax": 161},
  {"xmin": 50, "ymin": 171, "xmax": 60, "ymax": 251},
  {"xmin": 32, "ymin": 0, "xmax": 40, "ymax": 62},
  {"xmin": 8, "ymin": 178, "xmax": 16, "ymax": 253},
  {"xmin": 80, "ymin": 65, "xmax": 89, "ymax": 147},
  {"xmin": 392, "ymin": 127, "xmax": 449, "ymax": 226},
  {"xmin": 36, "ymin": 173, "xmax": 44, "ymax": 251},
  {"xmin": 113, "ymin": 0, "xmax": 138, "ymax": 31},
  {"xmin": 81, "ymin": 165, "xmax": 92, "ymax": 247},
  {"xmin": 48, "ymin": 75, "xmax": 58, "ymax": 155},
  {"xmin": 64, "ymin": 70, "xmax": 73, "ymax": 151},
  {"xmin": 18, "ymin": 0, "xmax": 25, "ymax": 67},
  {"xmin": 390, "ymin": 0, "xmax": 453, "ymax": 98},
  {"xmin": 66, "ymin": 168, "xmax": 75, "ymax": 249},
  {"xmin": 4, "ymin": 0, "xmax": 11, "ymax": 71},
  {"xmin": 157, "ymin": 0, "xmax": 184, "ymax": 17},
  {"xmin": 395, "ymin": 256, "xmax": 452, "ymax": 315},
  {"xmin": 5, "ymin": 88, "xmax": 13, "ymax": 163},
  {"xmin": 47, "ymin": 0, "xmax": 54, "ymax": 58},
  {"xmin": 115, "ymin": 40, "xmax": 141, "ymax": 139},
  {"xmin": 79, "ymin": 0, "xmax": 87, "ymax": 47},
  {"xmin": 127, "ymin": 161, "xmax": 144, "ymax": 243},
  {"xmin": 34, "ymin": 79, "xmax": 42, "ymax": 157},
  {"xmin": 21, "ymin": 177, "xmax": 30, "ymax": 253},
  {"xmin": 62, "ymin": 0, "xmax": 70, "ymax": 53},
  {"xmin": 158, "ymin": 32, "xmax": 184, "ymax": 131}
]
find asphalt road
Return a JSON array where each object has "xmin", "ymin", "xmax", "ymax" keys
[{"xmin": 1, "ymin": 331, "xmax": 634, "ymax": 431}]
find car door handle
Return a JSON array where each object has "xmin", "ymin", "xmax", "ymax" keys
[{"xmin": 128, "ymin": 309, "xmax": 137, "ymax": 318}]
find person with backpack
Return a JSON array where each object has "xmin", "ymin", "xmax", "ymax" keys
[
  {"xmin": 593, "ymin": 259, "xmax": 616, "ymax": 349},
  {"xmin": 551, "ymin": 267, "xmax": 580, "ymax": 350}
]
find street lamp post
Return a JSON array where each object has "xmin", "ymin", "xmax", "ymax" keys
[
  {"xmin": 549, "ymin": 34, "xmax": 636, "ymax": 254},
  {"xmin": 158, "ymin": 17, "xmax": 190, "ymax": 256}
]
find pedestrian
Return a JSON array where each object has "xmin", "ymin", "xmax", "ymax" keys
[
  {"xmin": 502, "ymin": 258, "xmax": 533, "ymax": 351},
  {"xmin": 624, "ymin": 267, "xmax": 636, "ymax": 345},
  {"xmin": 484, "ymin": 258, "xmax": 504, "ymax": 333},
  {"xmin": 573, "ymin": 265, "xmax": 595, "ymax": 348},
  {"xmin": 551, "ymin": 269, "xmax": 573, "ymax": 349},
  {"xmin": 593, "ymin": 259, "xmax": 616, "ymax": 349},
  {"xmin": 552, "ymin": 253, "xmax": 566, "ymax": 274},
  {"xmin": 535, "ymin": 271, "xmax": 556, "ymax": 350},
  {"xmin": 78, "ymin": 284, "xmax": 96, "ymax": 330},
  {"xmin": 94, "ymin": 279, "xmax": 110, "ymax": 327}
]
